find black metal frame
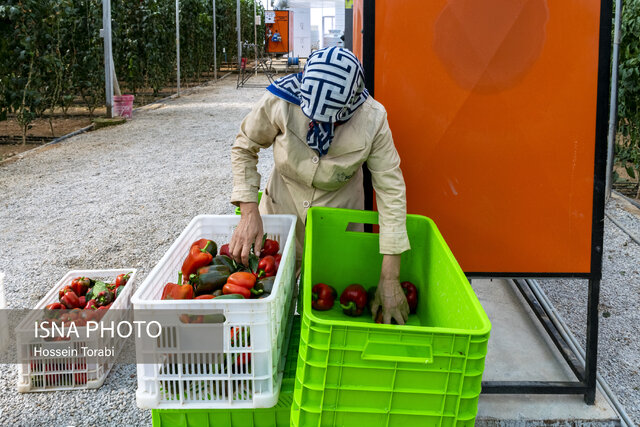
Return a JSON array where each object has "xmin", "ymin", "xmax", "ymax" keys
[{"xmin": 360, "ymin": 0, "xmax": 613, "ymax": 405}]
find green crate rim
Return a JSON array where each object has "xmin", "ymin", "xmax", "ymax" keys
[{"xmin": 302, "ymin": 207, "xmax": 492, "ymax": 336}]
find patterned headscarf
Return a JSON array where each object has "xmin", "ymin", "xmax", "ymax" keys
[{"xmin": 266, "ymin": 47, "xmax": 369, "ymax": 157}]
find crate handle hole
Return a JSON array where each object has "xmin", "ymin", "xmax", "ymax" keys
[
  {"xmin": 179, "ymin": 313, "xmax": 226, "ymax": 324},
  {"xmin": 345, "ymin": 223, "xmax": 379, "ymax": 234}
]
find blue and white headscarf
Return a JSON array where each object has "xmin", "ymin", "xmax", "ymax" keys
[{"xmin": 267, "ymin": 47, "xmax": 369, "ymax": 157}]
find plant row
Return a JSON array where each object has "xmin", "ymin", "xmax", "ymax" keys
[{"xmin": 0, "ymin": 0, "xmax": 264, "ymax": 142}]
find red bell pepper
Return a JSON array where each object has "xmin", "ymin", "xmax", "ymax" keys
[
  {"xmin": 161, "ymin": 273, "xmax": 194, "ymax": 300},
  {"xmin": 222, "ymin": 283, "xmax": 252, "ymax": 299},
  {"xmin": 400, "ymin": 281, "xmax": 419, "ymax": 314},
  {"xmin": 261, "ymin": 238, "xmax": 279, "ymax": 257},
  {"xmin": 70, "ymin": 277, "xmax": 91, "ymax": 297},
  {"xmin": 98, "ymin": 303, "xmax": 112, "ymax": 310},
  {"xmin": 194, "ymin": 294, "xmax": 216, "ymax": 299},
  {"xmin": 339, "ymin": 284, "xmax": 368, "ymax": 317},
  {"xmin": 219, "ymin": 244, "xmax": 232, "ymax": 258},
  {"xmin": 60, "ymin": 291, "xmax": 81, "ymax": 309},
  {"xmin": 59, "ymin": 286, "xmax": 74, "ymax": 301},
  {"xmin": 95, "ymin": 290, "xmax": 114, "ymax": 307},
  {"xmin": 45, "ymin": 302, "xmax": 65, "ymax": 311},
  {"xmin": 227, "ymin": 272, "xmax": 256, "ymax": 289},
  {"xmin": 181, "ymin": 241, "xmax": 214, "ymax": 279},
  {"xmin": 44, "ymin": 302, "xmax": 65, "ymax": 319},
  {"xmin": 84, "ymin": 299, "xmax": 98, "ymax": 310},
  {"xmin": 78, "ymin": 296, "xmax": 86, "ymax": 308},
  {"xmin": 114, "ymin": 272, "xmax": 132, "ymax": 288},
  {"xmin": 236, "ymin": 353, "xmax": 251, "ymax": 365},
  {"xmin": 273, "ymin": 254, "xmax": 282, "ymax": 271},
  {"xmin": 192, "ymin": 239, "xmax": 218, "ymax": 257},
  {"xmin": 257, "ymin": 256, "xmax": 276, "ymax": 278},
  {"xmin": 312, "ymin": 283, "xmax": 337, "ymax": 311}
]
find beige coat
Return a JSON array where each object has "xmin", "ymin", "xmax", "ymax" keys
[{"xmin": 231, "ymin": 92, "xmax": 410, "ymax": 261}]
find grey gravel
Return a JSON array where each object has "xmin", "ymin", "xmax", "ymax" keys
[
  {"xmin": 0, "ymin": 76, "xmax": 273, "ymax": 426},
  {"xmin": 538, "ymin": 195, "xmax": 640, "ymax": 425},
  {"xmin": 1, "ymin": 74, "xmax": 639, "ymax": 425}
]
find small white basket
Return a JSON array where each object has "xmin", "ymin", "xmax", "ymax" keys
[
  {"xmin": 131, "ymin": 214, "xmax": 297, "ymax": 409},
  {"xmin": 16, "ymin": 268, "xmax": 137, "ymax": 392}
]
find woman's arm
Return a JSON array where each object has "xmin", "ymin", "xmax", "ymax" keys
[
  {"xmin": 366, "ymin": 110, "xmax": 411, "ymax": 324},
  {"xmin": 229, "ymin": 93, "xmax": 283, "ymax": 265}
]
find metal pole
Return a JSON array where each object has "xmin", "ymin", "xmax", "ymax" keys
[
  {"xmin": 237, "ymin": 0, "xmax": 242, "ymax": 71},
  {"xmin": 101, "ymin": 0, "xmax": 114, "ymax": 117},
  {"xmin": 254, "ymin": 0, "xmax": 258, "ymax": 76},
  {"xmin": 583, "ymin": 277, "xmax": 600, "ymax": 404},
  {"xmin": 111, "ymin": 55, "xmax": 121, "ymax": 96},
  {"xmin": 176, "ymin": 0, "xmax": 181, "ymax": 96},
  {"xmin": 213, "ymin": 0, "xmax": 217, "ymax": 81},
  {"xmin": 605, "ymin": 0, "xmax": 624, "ymax": 201}
]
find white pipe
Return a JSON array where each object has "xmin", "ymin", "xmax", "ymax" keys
[
  {"xmin": 176, "ymin": 0, "xmax": 181, "ymax": 96},
  {"xmin": 525, "ymin": 279, "xmax": 635, "ymax": 426},
  {"xmin": 102, "ymin": 0, "xmax": 114, "ymax": 117},
  {"xmin": 111, "ymin": 55, "xmax": 121, "ymax": 96},
  {"xmin": 254, "ymin": 0, "xmax": 258, "ymax": 76},
  {"xmin": 606, "ymin": 0, "xmax": 624, "ymax": 201},
  {"xmin": 237, "ymin": 0, "xmax": 242, "ymax": 71},
  {"xmin": 213, "ymin": 0, "xmax": 217, "ymax": 81}
]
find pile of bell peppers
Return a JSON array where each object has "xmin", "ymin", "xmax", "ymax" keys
[
  {"xmin": 160, "ymin": 235, "xmax": 282, "ymax": 301},
  {"xmin": 311, "ymin": 280, "xmax": 420, "ymax": 323},
  {"xmin": 44, "ymin": 272, "xmax": 132, "ymax": 326}
]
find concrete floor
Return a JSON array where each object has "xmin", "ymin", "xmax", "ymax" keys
[{"xmin": 472, "ymin": 279, "xmax": 621, "ymax": 426}]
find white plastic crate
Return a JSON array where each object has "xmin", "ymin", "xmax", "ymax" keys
[
  {"xmin": 16, "ymin": 268, "xmax": 137, "ymax": 392},
  {"xmin": 132, "ymin": 214, "xmax": 297, "ymax": 409}
]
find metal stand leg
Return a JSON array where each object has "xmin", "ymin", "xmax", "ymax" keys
[{"xmin": 584, "ymin": 277, "xmax": 600, "ymax": 404}]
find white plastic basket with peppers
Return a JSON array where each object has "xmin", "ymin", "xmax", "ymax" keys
[
  {"xmin": 159, "ymin": 235, "xmax": 282, "ymax": 301},
  {"xmin": 16, "ymin": 269, "xmax": 137, "ymax": 392}
]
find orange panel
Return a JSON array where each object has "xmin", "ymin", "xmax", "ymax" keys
[
  {"xmin": 266, "ymin": 11, "xmax": 293, "ymax": 54},
  {"xmin": 374, "ymin": 0, "xmax": 601, "ymax": 273},
  {"xmin": 353, "ymin": 0, "xmax": 364, "ymax": 60}
]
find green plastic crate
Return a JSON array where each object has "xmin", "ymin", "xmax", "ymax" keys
[
  {"xmin": 235, "ymin": 191, "xmax": 263, "ymax": 215},
  {"xmin": 292, "ymin": 208, "xmax": 491, "ymax": 427},
  {"xmin": 152, "ymin": 316, "xmax": 301, "ymax": 427}
]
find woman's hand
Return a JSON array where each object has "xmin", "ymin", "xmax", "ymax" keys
[
  {"xmin": 229, "ymin": 202, "xmax": 264, "ymax": 266},
  {"xmin": 370, "ymin": 254, "xmax": 409, "ymax": 324}
]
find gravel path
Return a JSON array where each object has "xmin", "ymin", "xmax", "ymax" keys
[
  {"xmin": 538, "ymin": 195, "xmax": 640, "ymax": 425},
  {"xmin": 0, "ymin": 76, "xmax": 273, "ymax": 427},
  {"xmin": 1, "ymin": 74, "xmax": 638, "ymax": 425}
]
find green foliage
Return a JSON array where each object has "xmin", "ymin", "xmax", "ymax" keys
[
  {"xmin": 615, "ymin": 0, "xmax": 640, "ymax": 193},
  {"xmin": 0, "ymin": 0, "xmax": 264, "ymax": 127},
  {"xmin": 111, "ymin": 0, "xmax": 263, "ymax": 98}
]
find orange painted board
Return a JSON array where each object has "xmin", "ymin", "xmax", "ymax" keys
[
  {"xmin": 266, "ymin": 10, "xmax": 293, "ymax": 54},
  {"xmin": 353, "ymin": 0, "xmax": 364, "ymax": 60},
  {"xmin": 374, "ymin": 0, "xmax": 601, "ymax": 273}
]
